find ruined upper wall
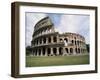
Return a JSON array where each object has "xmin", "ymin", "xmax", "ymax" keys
[{"xmin": 34, "ymin": 17, "xmax": 54, "ymax": 32}]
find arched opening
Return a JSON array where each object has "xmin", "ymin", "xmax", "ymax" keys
[
  {"xmin": 39, "ymin": 49, "xmax": 41, "ymax": 56},
  {"xmin": 64, "ymin": 38, "xmax": 68, "ymax": 46},
  {"xmin": 60, "ymin": 38, "xmax": 63, "ymax": 42},
  {"xmin": 48, "ymin": 37, "xmax": 51, "ymax": 43},
  {"xmin": 75, "ymin": 48, "xmax": 77, "ymax": 53},
  {"xmin": 78, "ymin": 48, "xmax": 80, "ymax": 53},
  {"xmin": 36, "ymin": 49, "xmax": 37, "ymax": 56},
  {"xmin": 37, "ymin": 40, "xmax": 38, "ymax": 45},
  {"xmin": 64, "ymin": 38, "xmax": 68, "ymax": 42},
  {"xmin": 47, "ymin": 48, "xmax": 51, "ymax": 56},
  {"xmin": 43, "ymin": 48, "xmax": 45, "ymax": 55},
  {"xmin": 40, "ymin": 39, "xmax": 42, "ymax": 44},
  {"xmin": 53, "ymin": 36, "xmax": 57, "ymax": 42},
  {"xmin": 65, "ymin": 48, "xmax": 69, "ymax": 53},
  {"xmin": 53, "ymin": 48, "xmax": 57, "ymax": 56},
  {"xmin": 59, "ymin": 47, "xmax": 63, "ymax": 55},
  {"xmin": 70, "ymin": 48, "xmax": 73, "ymax": 54},
  {"xmin": 43, "ymin": 37, "xmax": 46, "ymax": 44},
  {"xmin": 72, "ymin": 40, "xmax": 74, "ymax": 44}
]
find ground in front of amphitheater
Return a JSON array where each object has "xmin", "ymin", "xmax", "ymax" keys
[{"xmin": 26, "ymin": 54, "xmax": 89, "ymax": 67}]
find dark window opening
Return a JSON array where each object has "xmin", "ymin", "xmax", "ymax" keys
[
  {"xmin": 43, "ymin": 37, "xmax": 46, "ymax": 43},
  {"xmin": 78, "ymin": 48, "xmax": 80, "ymax": 53},
  {"xmin": 37, "ymin": 40, "xmax": 38, "ymax": 45},
  {"xmin": 72, "ymin": 40, "xmax": 74, "ymax": 44},
  {"xmin": 70, "ymin": 48, "xmax": 73, "ymax": 54},
  {"xmin": 39, "ymin": 49, "xmax": 41, "ymax": 55},
  {"xmin": 43, "ymin": 48, "xmax": 45, "ymax": 55},
  {"xmin": 53, "ymin": 48, "xmax": 57, "ymax": 56},
  {"xmin": 60, "ymin": 38, "xmax": 63, "ymax": 42},
  {"xmin": 53, "ymin": 36, "xmax": 57, "ymax": 42},
  {"xmin": 48, "ymin": 37, "xmax": 51, "ymax": 43},
  {"xmin": 64, "ymin": 38, "xmax": 68, "ymax": 42},
  {"xmin": 75, "ymin": 48, "xmax": 77, "ymax": 53},
  {"xmin": 59, "ymin": 47, "xmax": 63, "ymax": 55},
  {"xmin": 53, "ymin": 48, "xmax": 57, "ymax": 53},
  {"xmin": 47, "ymin": 48, "xmax": 51, "ymax": 56},
  {"xmin": 65, "ymin": 48, "xmax": 69, "ymax": 53}
]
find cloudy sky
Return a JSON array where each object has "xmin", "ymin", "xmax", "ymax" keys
[{"xmin": 25, "ymin": 12, "xmax": 90, "ymax": 47}]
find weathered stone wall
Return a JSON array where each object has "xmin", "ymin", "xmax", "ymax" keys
[{"xmin": 31, "ymin": 17, "xmax": 88, "ymax": 56}]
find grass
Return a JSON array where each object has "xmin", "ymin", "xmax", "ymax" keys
[{"xmin": 26, "ymin": 55, "xmax": 89, "ymax": 67}]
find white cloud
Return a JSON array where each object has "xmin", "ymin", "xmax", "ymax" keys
[
  {"xmin": 57, "ymin": 15, "xmax": 81, "ymax": 33},
  {"xmin": 25, "ymin": 13, "xmax": 90, "ymax": 46},
  {"xmin": 56, "ymin": 15, "xmax": 90, "ymax": 44}
]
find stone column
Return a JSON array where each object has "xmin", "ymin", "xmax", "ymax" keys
[
  {"xmin": 41, "ymin": 48, "xmax": 43, "ymax": 56},
  {"xmin": 38, "ymin": 39, "xmax": 40, "ymax": 45},
  {"xmin": 50, "ymin": 47, "xmax": 53, "ymax": 56},
  {"xmin": 73, "ymin": 48, "xmax": 76, "ymax": 55},
  {"xmin": 63, "ymin": 47, "xmax": 66, "ymax": 56},
  {"xmin": 51, "ymin": 36, "xmax": 53, "ymax": 43},
  {"xmin": 56, "ymin": 47, "xmax": 59, "ymax": 56},
  {"xmin": 45, "ymin": 48, "xmax": 47, "ymax": 56},
  {"xmin": 57, "ymin": 35, "xmax": 59, "ymax": 43},
  {"xmin": 46, "ymin": 37, "xmax": 48, "ymax": 44},
  {"xmin": 42, "ymin": 38, "xmax": 43, "ymax": 45}
]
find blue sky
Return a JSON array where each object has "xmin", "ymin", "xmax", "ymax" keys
[{"xmin": 25, "ymin": 12, "xmax": 90, "ymax": 47}]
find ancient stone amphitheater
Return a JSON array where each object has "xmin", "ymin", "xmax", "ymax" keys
[{"xmin": 31, "ymin": 17, "xmax": 87, "ymax": 56}]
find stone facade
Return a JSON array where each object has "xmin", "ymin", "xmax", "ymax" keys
[{"xmin": 31, "ymin": 17, "xmax": 88, "ymax": 56}]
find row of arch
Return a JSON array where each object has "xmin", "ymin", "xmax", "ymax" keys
[
  {"xmin": 35, "ymin": 18, "xmax": 50, "ymax": 30},
  {"xmin": 60, "ymin": 38, "xmax": 85, "ymax": 46},
  {"xmin": 32, "ymin": 36, "xmax": 58, "ymax": 46},
  {"xmin": 33, "ymin": 27, "xmax": 54, "ymax": 38},
  {"xmin": 62, "ymin": 33, "xmax": 84, "ymax": 41},
  {"xmin": 32, "ymin": 47, "xmax": 87, "ymax": 56},
  {"xmin": 32, "ymin": 36, "xmax": 85, "ymax": 47}
]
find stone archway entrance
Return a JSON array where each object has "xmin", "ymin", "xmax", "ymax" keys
[
  {"xmin": 53, "ymin": 48, "xmax": 57, "ymax": 56},
  {"xmin": 43, "ymin": 48, "xmax": 45, "ymax": 55},
  {"xmin": 59, "ymin": 47, "xmax": 63, "ymax": 55},
  {"xmin": 47, "ymin": 48, "xmax": 51, "ymax": 56},
  {"xmin": 70, "ymin": 48, "xmax": 73, "ymax": 54}
]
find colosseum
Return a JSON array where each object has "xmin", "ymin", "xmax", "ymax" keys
[{"xmin": 31, "ymin": 16, "xmax": 88, "ymax": 56}]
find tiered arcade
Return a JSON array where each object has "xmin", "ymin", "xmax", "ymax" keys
[{"xmin": 31, "ymin": 17, "xmax": 88, "ymax": 56}]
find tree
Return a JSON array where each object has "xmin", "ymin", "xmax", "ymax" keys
[{"xmin": 26, "ymin": 46, "xmax": 32, "ymax": 55}]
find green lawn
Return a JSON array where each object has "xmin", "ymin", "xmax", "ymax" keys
[{"xmin": 26, "ymin": 55, "xmax": 89, "ymax": 67}]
